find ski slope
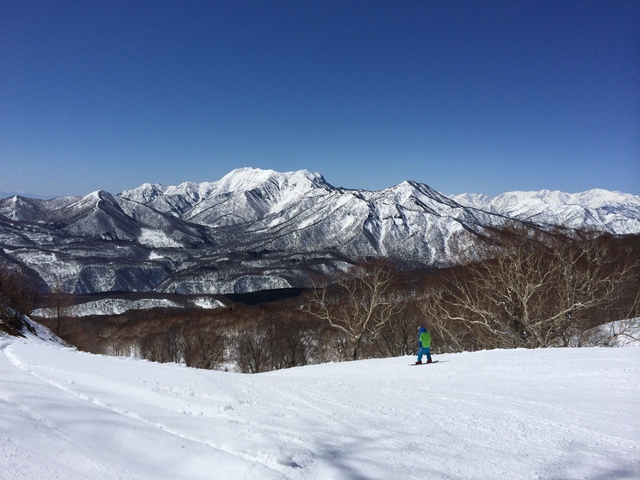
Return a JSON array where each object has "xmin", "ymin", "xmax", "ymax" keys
[{"xmin": 1, "ymin": 335, "xmax": 638, "ymax": 479}]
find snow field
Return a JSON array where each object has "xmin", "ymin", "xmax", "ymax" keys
[{"xmin": 1, "ymin": 337, "xmax": 638, "ymax": 479}]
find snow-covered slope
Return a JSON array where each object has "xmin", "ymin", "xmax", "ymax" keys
[
  {"xmin": 32, "ymin": 296, "xmax": 225, "ymax": 318},
  {"xmin": 1, "ymin": 168, "xmax": 638, "ymax": 295},
  {"xmin": 0, "ymin": 307, "xmax": 69, "ymax": 345},
  {"xmin": 1, "ymin": 336, "xmax": 638, "ymax": 479},
  {"xmin": 120, "ymin": 168, "xmax": 331, "ymax": 223},
  {"xmin": 451, "ymin": 188, "xmax": 640, "ymax": 234}
]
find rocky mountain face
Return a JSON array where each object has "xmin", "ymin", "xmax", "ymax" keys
[{"xmin": 1, "ymin": 168, "xmax": 638, "ymax": 296}]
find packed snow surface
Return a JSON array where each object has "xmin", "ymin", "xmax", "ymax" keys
[{"xmin": 1, "ymin": 337, "xmax": 638, "ymax": 479}]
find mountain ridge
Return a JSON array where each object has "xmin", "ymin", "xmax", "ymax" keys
[
  {"xmin": 450, "ymin": 188, "xmax": 640, "ymax": 234},
  {"xmin": 0, "ymin": 168, "xmax": 638, "ymax": 295}
]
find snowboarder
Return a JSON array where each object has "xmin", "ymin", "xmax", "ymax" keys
[{"xmin": 416, "ymin": 326, "xmax": 432, "ymax": 364}]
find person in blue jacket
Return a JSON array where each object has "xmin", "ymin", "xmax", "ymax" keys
[{"xmin": 416, "ymin": 326, "xmax": 432, "ymax": 364}]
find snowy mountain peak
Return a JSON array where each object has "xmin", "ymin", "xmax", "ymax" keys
[
  {"xmin": 451, "ymin": 188, "xmax": 640, "ymax": 234},
  {"xmin": 214, "ymin": 167, "xmax": 329, "ymax": 195},
  {"xmin": 119, "ymin": 168, "xmax": 331, "ymax": 213},
  {"xmin": 64, "ymin": 190, "xmax": 120, "ymax": 211},
  {"xmin": 453, "ymin": 189, "xmax": 640, "ymax": 210},
  {"xmin": 568, "ymin": 189, "xmax": 640, "ymax": 208},
  {"xmin": 383, "ymin": 180, "xmax": 462, "ymax": 210},
  {"xmin": 121, "ymin": 183, "xmax": 168, "ymax": 204}
]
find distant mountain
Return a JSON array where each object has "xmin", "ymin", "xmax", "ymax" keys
[
  {"xmin": 450, "ymin": 189, "xmax": 640, "ymax": 235},
  {"xmin": 0, "ymin": 168, "xmax": 638, "ymax": 296},
  {"xmin": 0, "ymin": 191, "xmax": 56, "ymax": 200}
]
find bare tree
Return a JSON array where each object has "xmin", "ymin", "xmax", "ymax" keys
[
  {"xmin": 0, "ymin": 268, "xmax": 40, "ymax": 316},
  {"xmin": 236, "ymin": 327, "xmax": 269, "ymax": 373},
  {"xmin": 99, "ymin": 325, "xmax": 136, "ymax": 357},
  {"xmin": 48, "ymin": 276, "xmax": 74, "ymax": 336},
  {"xmin": 305, "ymin": 259, "xmax": 403, "ymax": 360},
  {"xmin": 420, "ymin": 226, "xmax": 640, "ymax": 349},
  {"xmin": 264, "ymin": 318, "xmax": 312, "ymax": 370},
  {"xmin": 183, "ymin": 327, "xmax": 225, "ymax": 370},
  {"xmin": 416, "ymin": 283, "xmax": 474, "ymax": 352},
  {"xmin": 376, "ymin": 301, "xmax": 419, "ymax": 357},
  {"xmin": 578, "ymin": 269, "xmax": 640, "ymax": 347},
  {"xmin": 139, "ymin": 332, "xmax": 172, "ymax": 363}
]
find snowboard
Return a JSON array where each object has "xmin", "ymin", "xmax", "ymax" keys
[{"xmin": 410, "ymin": 360, "xmax": 440, "ymax": 366}]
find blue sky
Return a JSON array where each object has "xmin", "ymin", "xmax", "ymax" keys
[{"xmin": 1, "ymin": 1, "xmax": 638, "ymax": 197}]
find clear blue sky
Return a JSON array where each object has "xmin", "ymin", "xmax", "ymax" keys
[{"xmin": 1, "ymin": 0, "xmax": 638, "ymax": 197}]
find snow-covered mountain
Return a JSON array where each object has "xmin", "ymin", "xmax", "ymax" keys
[
  {"xmin": 31, "ymin": 295, "xmax": 225, "ymax": 318},
  {"xmin": 451, "ymin": 189, "xmax": 640, "ymax": 235},
  {"xmin": 0, "ymin": 168, "xmax": 638, "ymax": 295}
]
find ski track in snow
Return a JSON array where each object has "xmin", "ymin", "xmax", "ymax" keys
[
  {"xmin": 1, "ymin": 338, "xmax": 639, "ymax": 479},
  {"xmin": 1, "ymin": 344, "xmax": 288, "ymax": 479}
]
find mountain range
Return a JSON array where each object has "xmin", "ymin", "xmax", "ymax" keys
[{"xmin": 1, "ymin": 168, "xmax": 639, "ymax": 296}]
